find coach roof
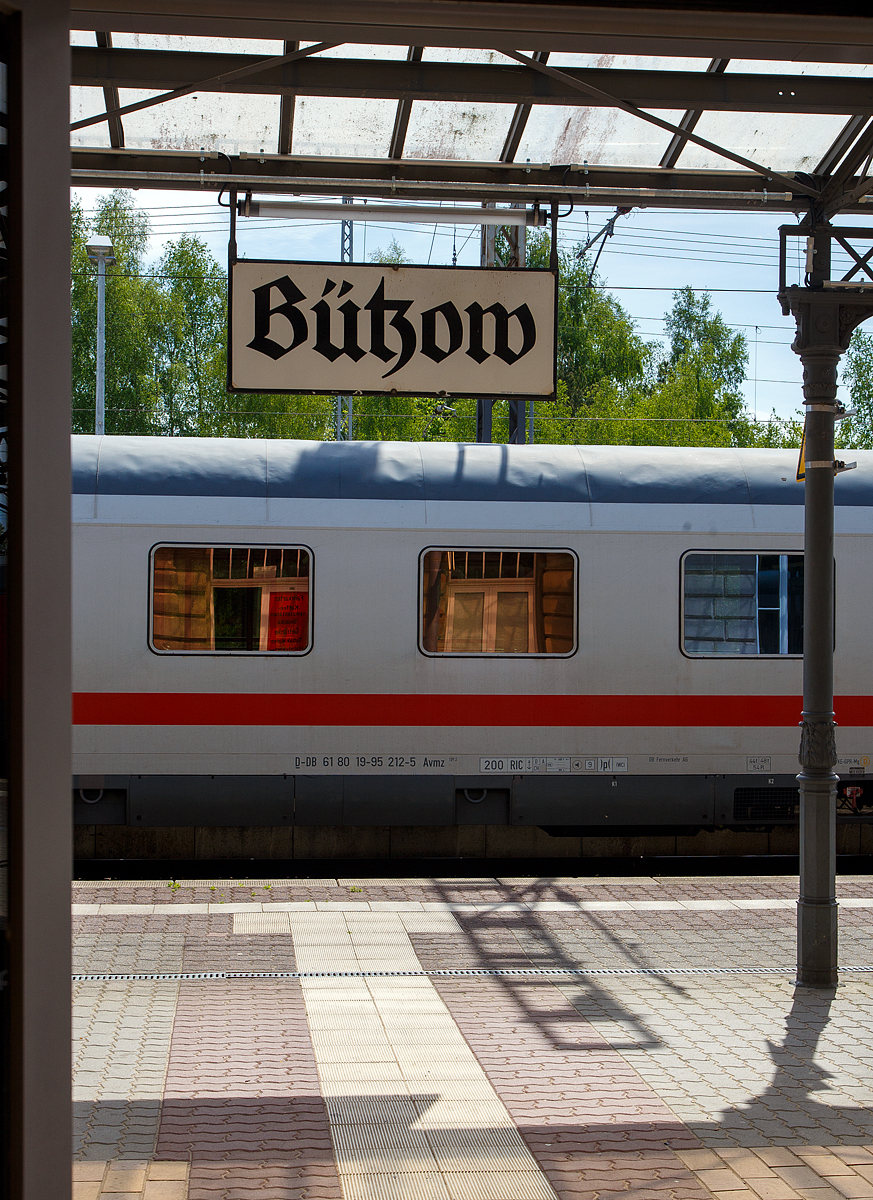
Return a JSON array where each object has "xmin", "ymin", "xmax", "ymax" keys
[{"xmin": 71, "ymin": 434, "xmax": 873, "ymax": 507}]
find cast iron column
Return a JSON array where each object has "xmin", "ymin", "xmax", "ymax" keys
[
  {"xmin": 781, "ymin": 266, "xmax": 873, "ymax": 988},
  {"xmin": 797, "ymin": 332, "xmax": 839, "ymax": 988}
]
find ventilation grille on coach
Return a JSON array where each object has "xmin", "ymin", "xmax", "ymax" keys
[{"xmin": 733, "ymin": 787, "xmax": 799, "ymax": 822}]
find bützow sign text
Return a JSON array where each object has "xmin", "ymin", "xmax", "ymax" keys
[{"xmin": 229, "ymin": 260, "xmax": 557, "ymax": 398}]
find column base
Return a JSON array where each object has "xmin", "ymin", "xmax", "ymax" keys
[{"xmin": 796, "ymin": 898, "xmax": 838, "ymax": 987}]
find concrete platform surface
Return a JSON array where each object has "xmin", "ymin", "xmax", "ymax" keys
[{"xmin": 72, "ymin": 874, "xmax": 873, "ymax": 1200}]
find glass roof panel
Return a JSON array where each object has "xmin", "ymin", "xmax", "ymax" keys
[
  {"xmin": 68, "ymin": 36, "xmax": 873, "ymax": 189},
  {"xmin": 315, "ymin": 43, "xmax": 411, "ymax": 61},
  {"xmin": 71, "ymin": 86, "xmax": 111, "ymax": 148},
  {"xmin": 113, "ymin": 89, "xmax": 281, "ymax": 155},
  {"xmin": 727, "ymin": 58, "xmax": 873, "ymax": 77},
  {"xmin": 109, "ymin": 32, "xmax": 285, "ymax": 53},
  {"xmin": 422, "ymin": 47, "xmax": 511, "ymax": 67},
  {"xmin": 291, "ymin": 96, "xmax": 398, "ymax": 158},
  {"xmin": 516, "ymin": 105, "xmax": 683, "ymax": 167},
  {"xmin": 547, "ymin": 51, "xmax": 712, "ymax": 71},
  {"xmin": 402, "ymin": 99, "xmax": 516, "ymax": 161},
  {"xmin": 410, "ymin": 47, "xmax": 519, "ymax": 157},
  {"xmin": 676, "ymin": 111, "xmax": 850, "ymax": 172}
]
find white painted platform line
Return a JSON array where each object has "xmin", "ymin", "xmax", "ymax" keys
[{"xmin": 289, "ymin": 912, "xmax": 559, "ymax": 1200}]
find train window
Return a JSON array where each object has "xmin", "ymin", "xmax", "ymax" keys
[
  {"xmin": 420, "ymin": 549, "xmax": 576, "ymax": 656},
  {"xmin": 151, "ymin": 545, "xmax": 312, "ymax": 653},
  {"xmin": 682, "ymin": 552, "xmax": 803, "ymax": 656}
]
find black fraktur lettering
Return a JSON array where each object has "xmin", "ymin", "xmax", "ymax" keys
[{"xmin": 245, "ymin": 274, "xmax": 538, "ymax": 371}]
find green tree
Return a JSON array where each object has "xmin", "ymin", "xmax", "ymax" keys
[
  {"xmin": 369, "ymin": 237, "xmax": 411, "ymax": 265},
  {"xmin": 151, "ymin": 234, "xmax": 227, "ymax": 436},
  {"xmin": 840, "ymin": 329, "xmax": 873, "ymax": 449},
  {"xmin": 71, "ymin": 191, "xmax": 162, "ymax": 433},
  {"xmin": 660, "ymin": 286, "xmax": 748, "ymax": 419},
  {"xmin": 71, "ymin": 193, "xmax": 336, "ymax": 441},
  {"xmin": 524, "ymin": 229, "xmax": 650, "ymax": 413}
]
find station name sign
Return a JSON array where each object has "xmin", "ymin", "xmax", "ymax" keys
[{"xmin": 229, "ymin": 260, "xmax": 557, "ymax": 398}]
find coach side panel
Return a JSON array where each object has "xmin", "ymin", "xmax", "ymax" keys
[{"xmin": 71, "ymin": 500, "xmax": 873, "ymax": 827}]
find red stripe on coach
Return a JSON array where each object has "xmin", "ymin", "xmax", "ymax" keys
[{"xmin": 69, "ymin": 692, "xmax": 873, "ymax": 727}]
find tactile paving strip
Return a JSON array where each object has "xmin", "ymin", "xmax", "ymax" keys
[
  {"xmin": 72, "ymin": 879, "xmax": 172, "ymax": 888},
  {"xmin": 176, "ymin": 877, "xmax": 340, "ymax": 887},
  {"xmin": 71, "ymin": 964, "xmax": 873, "ymax": 982}
]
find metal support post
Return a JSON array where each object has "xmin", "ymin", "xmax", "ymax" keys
[
  {"xmin": 508, "ymin": 401, "xmax": 526, "ymax": 443},
  {"xmin": 341, "ymin": 193, "xmax": 353, "ymax": 265},
  {"xmin": 477, "ymin": 205, "xmax": 496, "ymax": 443},
  {"xmin": 506, "ymin": 204, "xmax": 527, "ymax": 445},
  {"xmin": 779, "ymin": 227, "xmax": 873, "ymax": 987},
  {"xmin": 476, "ymin": 400, "xmax": 493, "ymax": 442},
  {"xmin": 337, "ymin": 195, "xmax": 354, "ymax": 440},
  {"xmin": 86, "ymin": 236, "xmax": 115, "ymax": 436},
  {"xmin": 95, "ymin": 255, "xmax": 106, "ymax": 435},
  {"xmin": 797, "ymin": 341, "xmax": 839, "ymax": 988}
]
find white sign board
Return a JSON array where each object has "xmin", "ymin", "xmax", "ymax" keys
[{"xmin": 229, "ymin": 260, "xmax": 557, "ymax": 398}]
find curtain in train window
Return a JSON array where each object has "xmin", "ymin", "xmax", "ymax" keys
[
  {"xmin": 421, "ymin": 550, "xmax": 575, "ymax": 655},
  {"xmin": 152, "ymin": 546, "xmax": 311, "ymax": 652},
  {"xmin": 683, "ymin": 552, "xmax": 803, "ymax": 655}
]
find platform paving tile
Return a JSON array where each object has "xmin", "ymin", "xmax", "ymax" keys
[
  {"xmin": 156, "ymin": 977, "xmax": 343, "ymax": 1200},
  {"xmin": 73, "ymin": 980, "xmax": 180, "ymax": 1160},
  {"xmin": 72, "ymin": 876, "xmax": 873, "ymax": 1199},
  {"xmin": 73, "ymin": 1159, "xmax": 190, "ymax": 1199},
  {"xmin": 74, "ymin": 934, "xmax": 187, "ymax": 976}
]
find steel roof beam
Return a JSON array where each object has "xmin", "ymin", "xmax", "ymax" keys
[
  {"xmin": 71, "ymin": 39, "xmax": 339, "ymax": 132},
  {"xmin": 70, "ymin": 48, "xmax": 873, "ymax": 116},
  {"xmin": 815, "ymin": 114, "xmax": 870, "ymax": 178},
  {"xmin": 67, "ymin": 2, "xmax": 873, "ymax": 66},
  {"xmin": 659, "ymin": 58, "xmax": 727, "ymax": 170},
  {"xmin": 818, "ymin": 117, "xmax": 873, "ymax": 208},
  {"xmin": 388, "ymin": 46, "xmax": 423, "ymax": 161},
  {"xmin": 70, "ymin": 146, "xmax": 859, "ymax": 212},
  {"xmin": 95, "ymin": 32, "xmax": 125, "ymax": 148},
  {"xmin": 500, "ymin": 50, "xmax": 548, "ymax": 163},
  {"xmin": 277, "ymin": 40, "xmax": 298, "ymax": 154}
]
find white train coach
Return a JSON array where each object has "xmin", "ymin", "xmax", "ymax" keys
[{"xmin": 71, "ymin": 435, "xmax": 873, "ymax": 839}]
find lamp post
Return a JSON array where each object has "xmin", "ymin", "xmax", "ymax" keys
[{"xmin": 85, "ymin": 235, "xmax": 115, "ymax": 436}]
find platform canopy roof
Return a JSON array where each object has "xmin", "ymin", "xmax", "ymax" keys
[{"xmin": 69, "ymin": 1, "xmax": 873, "ymax": 216}]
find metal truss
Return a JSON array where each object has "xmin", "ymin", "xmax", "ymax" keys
[
  {"xmin": 72, "ymin": 47, "xmax": 873, "ymax": 116},
  {"xmin": 67, "ymin": 1, "xmax": 873, "ymax": 65},
  {"xmin": 70, "ymin": 148, "xmax": 873, "ymax": 214},
  {"xmin": 70, "ymin": 42, "xmax": 873, "ymax": 215}
]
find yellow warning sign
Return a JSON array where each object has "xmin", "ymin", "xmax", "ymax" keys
[{"xmin": 796, "ymin": 420, "xmax": 806, "ymax": 482}]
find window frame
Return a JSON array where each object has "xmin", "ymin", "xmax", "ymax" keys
[
  {"xmin": 148, "ymin": 541, "xmax": 314, "ymax": 657},
  {"xmin": 418, "ymin": 545, "xmax": 578, "ymax": 659},
  {"xmin": 679, "ymin": 548, "xmax": 804, "ymax": 660}
]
